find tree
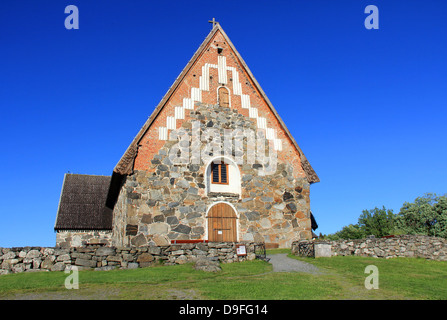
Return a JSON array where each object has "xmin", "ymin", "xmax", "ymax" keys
[
  {"xmin": 325, "ymin": 207, "xmax": 396, "ymax": 240},
  {"xmin": 358, "ymin": 206, "xmax": 396, "ymax": 238},
  {"xmin": 396, "ymin": 193, "xmax": 447, "ymax": 238},
  {"xmin": 324, "ymin": 224, "xmax": 365, "ymax": 240},
  {"xmin": 325, "ymin": 193, "xmax": 447, "ymax": 240},
  {"xmin": 336, "ymin": 224, "xmax": 365, "ymax": 240},
  {"xmin": 433, "ymin": 197, "xmax": 447, "ymax": 237}
]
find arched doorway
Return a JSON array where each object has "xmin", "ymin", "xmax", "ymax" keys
[{"xmin": 207, "ymin": 202, "xmax": 237, "ymax": 242}]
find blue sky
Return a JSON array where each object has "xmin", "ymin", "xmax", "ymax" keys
[{"xmin": 0, "ymin": 1, "xmax": 446, "ymax": 247}]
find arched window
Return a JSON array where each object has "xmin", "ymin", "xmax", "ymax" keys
[{"xmin": 206, "ymin": 157, "xmax": 241, "ymax": 196}]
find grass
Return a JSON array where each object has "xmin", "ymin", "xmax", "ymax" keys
[
  {"xmin": 288, "ymin": 254, "xmax": 447, "ymax": 300},
  {"xmin": 1, "ymin": 250, "xmax": 446, "ymax": 300}
]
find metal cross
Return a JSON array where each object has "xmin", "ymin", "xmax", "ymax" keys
[{"xmin": 208, "ymin": 18, "xmax": 218, "ymax": 28}]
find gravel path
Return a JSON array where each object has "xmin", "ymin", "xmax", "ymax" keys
[{"xmin": 266, "ymin": 254, "xmax": 323, "ymax": 274}]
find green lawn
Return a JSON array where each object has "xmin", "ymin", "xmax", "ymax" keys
[
  {"xmin": 289, "ymin": 254, "xmax": 447, "ymax": 300},
  {"xmin": 0, "ymin": 251, "xmax": 446, "ymax": 300}
]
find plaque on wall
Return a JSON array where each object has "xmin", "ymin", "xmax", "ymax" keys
[{"xmin": 236, "ymin": 244, "xmax": 247, "ymax": 256}]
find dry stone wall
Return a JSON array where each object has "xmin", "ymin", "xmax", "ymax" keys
[
  {"xmin": 0, "ymin": 242, "xmax": 258, "ymax": 275},
  {"xmin": 293, "ymin": 235, "xmax": 447, "ymax": 261},
  {"xmin": 330, "ymin": 235, "xmax": 447, "ymax": 260}
]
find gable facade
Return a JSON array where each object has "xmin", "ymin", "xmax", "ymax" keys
[
  {"xmin": 109, "ymin": 24, "xmax": 319, "ymax": 248},
  {"xmin": 54, "ymin": 24, "xmax": 319, "ymax": 249}
]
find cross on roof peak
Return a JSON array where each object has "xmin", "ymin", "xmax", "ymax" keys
[{"xmin": 208, "ymin": 18, "xmax": 218, "ymax": 28}]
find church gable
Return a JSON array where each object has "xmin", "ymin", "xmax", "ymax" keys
[
  {"xmin": 56, "ymin": 23, "xmax": 320, "ymax": 249},
  {"xmin": 114, "ymin": 24, "xmax": 319, "ymax": 184}
]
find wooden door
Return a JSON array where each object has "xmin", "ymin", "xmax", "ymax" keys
[{"xmin": 207, "ymin": 203, "xmax": 237, "ymax": 242}]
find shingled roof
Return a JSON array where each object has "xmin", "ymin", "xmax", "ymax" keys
[{"xmin": 54, "ymin": 174, "xmax": 113, "ymax": 231}]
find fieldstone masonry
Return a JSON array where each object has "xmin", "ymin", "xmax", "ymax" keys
[
  {"xmin": 0, "ymin": 242, "xmax": 258, "ymax": 275},
  {"xmin": 111, "ymin": 103, "xmax": 312, "ymax": 249},
  {"xmin": 54, "ymin": 24, "xmax": 319, "ymax": 251},
  {"xmin": 56, "ymin": 231, "xmax": 112, "ymax": 248},
  {"xmin": 330, "ymin": 235, "xmax": 447, "ymax": 260},
  {"xmin": 292, "ymin": 235, "xmax": 447, "ymax": 261}
]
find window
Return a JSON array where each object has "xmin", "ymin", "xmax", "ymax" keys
[
  {"xmin": 206, "ymin": 157, "xmax": 241, "ymax": 196},
  {"xmin": 211, "ymin": 162, "xmax": 228, "ymax": 184}
]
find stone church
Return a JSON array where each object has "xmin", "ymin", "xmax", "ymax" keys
[{"xmin": 54, "ymin": 23, "xmax": 320, "ymax": 249}]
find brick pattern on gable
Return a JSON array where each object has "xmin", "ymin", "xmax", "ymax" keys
[{"xmin": 134, "ymin": 30, "xmax": 305, "ymax": 179}]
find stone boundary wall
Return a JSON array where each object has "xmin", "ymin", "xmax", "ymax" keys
[
  {"xmin": 329, "ymin": 235, "xmax": 447, "ymax": 260},
  {"xmin": 292, "ymin": 235, "xmax": 447, "ymax": 261},
  {"xmin": 0, "ymin": 242, "xmax": 258, "ymax": 275}
]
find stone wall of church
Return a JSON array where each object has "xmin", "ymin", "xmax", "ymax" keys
[
  {"xmin": 56, "ymin": 230, "xmax": 112, "ymax": 248},
  {"xmin": 112, "ymin": 103, "xmax": 312, "ymax": 248}
]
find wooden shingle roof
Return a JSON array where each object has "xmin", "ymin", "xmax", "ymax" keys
[{"xmin": 54, "ymin": 174, "xmax": 113, "ymax": 231}]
